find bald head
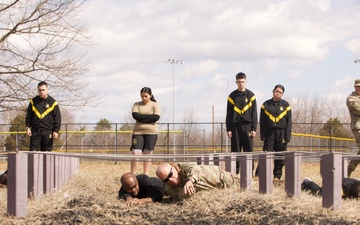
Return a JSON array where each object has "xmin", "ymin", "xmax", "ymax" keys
[
  {"xmin": 156, "ymin": 163, "xmax": 171, "ymax": 179},
  {"xmin": 120, "ymin": 172, "xmax": 137, "ymax": 185},
  {"xmin": 156, "ymin": 163, "xmax": 179, "ymax": 187},
  {"xmin": 120, "ymin": 172, "xmax": 139, "ymax": 196}
]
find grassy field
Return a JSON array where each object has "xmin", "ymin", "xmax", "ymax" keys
[{"xmin": 0, "ymin": 159, "xmax": 360, "ymax": 224}]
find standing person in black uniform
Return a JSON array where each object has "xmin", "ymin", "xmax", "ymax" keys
[
  {"xmin": 256, "ymin": 84, "xmax": 291, "ymax": 179},
  {"xmin": 226, "ymin": 72, "xmax": 258, "ymax": 174},
  {"xmin": 26, "ymin": 81, "xmax": 61, "ymax": 151}
]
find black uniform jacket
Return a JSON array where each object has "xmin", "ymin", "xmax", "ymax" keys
[
  {"xmin": 25, "ymin": 95, "xmax": 61, "ymax": 132},
  {"xmin": 260, "ymin": 98, "xmax": 291, "ymax": 142},
  {"xmin": 118, "ymin": 174, "xmax": 165, "ymax": 202},
  {"xmin": 226, "ymin": 89, "xmax": 257, "ymax": 132}
]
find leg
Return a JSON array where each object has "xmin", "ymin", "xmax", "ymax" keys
[
  {"xmin": 143, "ymin": 150, "xmax": 153, "ymax": 175},
  {"xmin": 273, "ymin": 131, "xmax": 287, "ymax": 179},
  {"xmin": 142, "ymin": 134, "xmax": 158, "ymax": 175},
  {"xmin": 130, "ymin": 134, "xmax": 144, "ymax": 175},
  {"xmin": 240, "ymin": 123, "xmax": 254, "ymax": 173},
  {"xmin": 348, "ymin": 130, "xmax": 360, "ymax": 177},
  {"xmin": 40, "ymin": 130, "xmax": 54, "ymax": 151},
  {"xmin": 29, "ymin": 130, "xmax": 41, "ymax": 151},
  {"xmin": 230, "ymin": 126, "xmax": 241, "ymax": 174},
  {"xmin": 273, "ymin": 157, "xmax": 285, "ymax": 179},
  {"xmin": 259, "ymin": 131, "xmax": 275, "ymax": 177},
  {"xmin": 131, "ymin": 150, "xmax": 142, "ymax": 174}
]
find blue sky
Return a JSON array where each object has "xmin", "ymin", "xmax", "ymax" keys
[{"xmin": 76, "ymin": 0, "xmax": 360, "ymax": 123}]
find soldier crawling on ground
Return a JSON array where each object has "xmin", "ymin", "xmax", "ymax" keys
[
  {"xmin": 156, "ymin": 162, "xmax": 240, "ymax": 201},
  {"xmin": 301, "ymin": 177, "xmax": 360, "ymax": 199}
]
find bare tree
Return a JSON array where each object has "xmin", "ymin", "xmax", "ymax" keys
[
  {"xmin": 0, "ymin": 0, "xmax": 96, "ymax": 112},
  {"xmin": 288, "ymin": 92, "xmax": 349, "ymax": 139}
]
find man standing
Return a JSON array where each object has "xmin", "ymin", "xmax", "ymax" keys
[
  {"xmin": 226, "ymin": 72, "xmax": 258, "ymax": 174},
  {"xmin": 118, "ymin": 172, "xmax": 165, "ymax": 206},
  {"xmin": 26, "ymin": 81, "xmax": 61, "ymax": 151},
  {"xmin": 346, "ymin": 79, "xmax": 360, "ymax": 177}
]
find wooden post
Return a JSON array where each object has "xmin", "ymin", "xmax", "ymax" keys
[
  {"xmin": 239, "ymin": 154, "xmax": 252, "ymax": 190},
  {"xmin": 321, "ymin": 153, "xmax": 342, "ymax": 210},
  {"xmin": 28, "ymin": 152, "xmax": 44, "ymax": 199},
  {"xmin": 285, "ymin": 152, "xmax": 301, "ymax": 197},
  {"xmin": 43, "ymin": 154, "xmax": 55, "ymax": 194},
  {"xmin": 259, "ymin": 153, "xmax": 273, "ymax": 194},
  {"xmin": 225, "ymin": 155, "xmax": 236, "ymax": 174},
  {"xmin": 7, "ymin": 153, "xmax": 28, "ymax": 218}
]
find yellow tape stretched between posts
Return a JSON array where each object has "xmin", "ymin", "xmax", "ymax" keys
[{"xmin": 0, "ymin": 130, "xmax": 355, "ymax": 142}]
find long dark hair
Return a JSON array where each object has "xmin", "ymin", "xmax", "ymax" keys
[{"xmin": 140, "ymin": 87, "xmax": 156, "ymax": 102}]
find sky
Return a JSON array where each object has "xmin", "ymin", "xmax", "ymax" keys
[{"xmin": 75, "ymin": 0, "xmax": 360, "ymax": 124}]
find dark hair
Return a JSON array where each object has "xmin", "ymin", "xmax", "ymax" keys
[
  {"xmin": 140, "ymin": 87, "xmax": 156, "ymax": 102},
  {"xmin": 273, "ymin": 84, "xmax": 285, "ymax": 93},
  {"xmin": 38, "ymin": 81, "xmax": 48, "ymax": 87},
  {"xmin": 235, "ymin": 72, "xmax": 246, "ymax": 80}
]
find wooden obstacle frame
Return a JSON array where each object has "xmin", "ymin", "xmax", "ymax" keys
[{"xmin": 4, "ymin": 150, "xmax": 358, "ymax": 218}]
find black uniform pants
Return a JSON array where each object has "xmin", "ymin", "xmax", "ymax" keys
[
  {"xmin": 230, "ymin": 122, "xmax": 254, "ymax": 173},
  {"xmin": 256, "ymin": 129, "xmax": 287, "ymax": 179},
  {"xmin": 30, "ymin": 129, "xmax": 54, "ymax": 151}
]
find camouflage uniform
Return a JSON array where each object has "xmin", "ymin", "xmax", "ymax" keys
[
  {"xmin": 165, "ymin": 162, "xmax": 240, "ymax": 201},
  {"xmin": 346, "ymin": 90, "xmax": 360, "ymax": 176}
]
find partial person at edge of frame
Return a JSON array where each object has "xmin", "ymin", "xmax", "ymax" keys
[
  {"xmin": 226, "ymin": 72, "xmax": 258, "ymax": 175},
  {"xmin": 301, "ymin": 177, "xmax": 360, "ymax": 199},
  {"xmin": 118, "ymin": 172, "xmax": 165, "ymax": 206},
  {"xmin": 130, "ymin": 87, "xmax": 161, "ymax": 175},
  {"xmin": 255, "ymin": 84, "xmax": 292, "ymax": 180},
  {"xmin": 346, "ymin": 79, "xmax": 360, "ymax": 177},
  {"xmin": 156, "ymin": 162, "xmax": 240, "ymax": 201},
  {"xmin": 25, "ymin": 81, "xmax": 61, "ymax": 151}
]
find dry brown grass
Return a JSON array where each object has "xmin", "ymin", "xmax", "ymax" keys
[{"xmin": 0, "ymin": 159, "xmax": 360, "ymax": 224}]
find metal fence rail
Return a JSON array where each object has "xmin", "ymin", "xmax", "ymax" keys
[{"xmin": 0, "ymin": 122, "xmax": 357, "ymax": 154}]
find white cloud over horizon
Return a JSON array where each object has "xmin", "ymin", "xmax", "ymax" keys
[{"xmin": 75, "ymin": 0, "xmax": 360, "ymax": 124}]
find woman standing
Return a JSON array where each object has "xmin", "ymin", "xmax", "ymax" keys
[
  {"xmin": 257, "ymin": 84, "xmax": 292, "ymax": 180},
  {"xmin": 130, "ymin": 87, "xmax": 161, "ymax": 175}
]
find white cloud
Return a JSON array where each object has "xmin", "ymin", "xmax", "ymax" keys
[
  {"xmin": 345, "ymin": 39, "xmax": 360, "ymax": 54},
  {"xmin": 74, "ymin": 0, "xmax": 360, "ymax": 123}
]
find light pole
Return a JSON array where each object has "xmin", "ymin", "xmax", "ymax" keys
[{"xmin": 165, "ymin": 59, "xmax": 183, "ymax": 154}]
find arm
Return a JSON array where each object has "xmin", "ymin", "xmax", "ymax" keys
[
  {"xmin": 124, "ymin": 197, "xmax": 153, "ymax": 206},
  {"xmin": 347, "ymin": 96, "xmax": 360, "ymax": 116},
  {"xmin": 180, "ymin": 163, "xmax": 200, "ymax": 196},
  {"xmin": 259, "ymin": 105, "xmax": 265, "ymax": 141},
  {"xmin": 53, "ymin": 103, "xmax": 61, "ymax": 139},
  {"xmin": 225, "ymin": 96, "xmax": 233, "ymax": 132},
  {"xmin": 53, "ymin": 103, "xmax": 61, "ymax": 133},
  {"xmin": 132, "ymin": 112, "xmax": 160, "ymax": 123},
  {"xmin": 251, "ymin": 97, "xmax": 258, "ymax": 133},
  {"xmin": 285, "ymin": 106, "xmax": 292, "ymax": 142},
  {"xmin": 25, "ymin": 102, "xmax": 32, "ymax": 136}
]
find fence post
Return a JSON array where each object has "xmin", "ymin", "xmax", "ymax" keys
[
  {"xmin": 342, "ymin": 157, "xmax": 348, "ymax": 178},
  {"xmin": 7, "ymin": 152, "xmax": 28, "ymax": 218},
  {"xmin": 259, "ymin": 153, "xmax": 273, "ymax": 194},
  {"xmin": 321, "ymin": 153, "xmax": 342, "ymax": 210},
  {"xmin": 225, "ymin": 154, "xmax": 236, "ymax": 174},
  {"xmin": 28, "ymin": 152, "xmax": 44, "ymax": 199},
  {"xmin": 285, "ymin": 152, "xmax": 301, "ymax": 197},
  {"xmin": 44, "ymin": 154, "xmax": 55, "ymax": 194},
  {"xmin": 239, "ymin": 154, "xmax": 252, "ymax": 190}
]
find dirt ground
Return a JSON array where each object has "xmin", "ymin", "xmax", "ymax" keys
[{"xmin": 0, "ymin": 159, "xmax": 360, "ymax": 224}]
